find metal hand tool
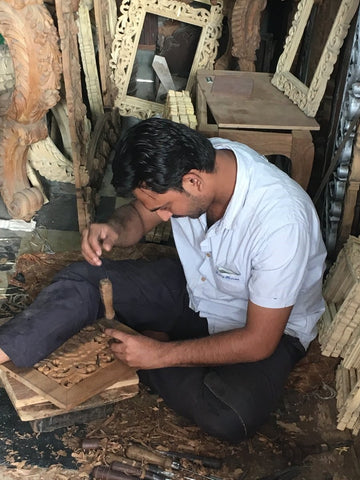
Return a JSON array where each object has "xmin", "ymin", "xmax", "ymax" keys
[
  {"xmin": 157, "ymin": 450, "xmax": 223, "ymax": 469},
  {"xmin": 181, "ymin": 468, "xmax": 224, "ymax": 480}
]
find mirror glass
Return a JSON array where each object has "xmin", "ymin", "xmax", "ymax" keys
[{"xmin": 129, "ymin": 12, "xmax": 203, "ymax": 104}]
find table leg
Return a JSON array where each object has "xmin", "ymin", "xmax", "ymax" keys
[{"xmin": 290, "ymin": 130, "xmax": 315, "ymax": 190}]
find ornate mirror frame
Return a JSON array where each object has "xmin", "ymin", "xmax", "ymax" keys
[
  {"xmin": 110, "ymin": 0, "xmax": 223, "ymax": 119},
  {"xmin": 271, "ymin": 0, "xmax": 359, "ymax": 117}
]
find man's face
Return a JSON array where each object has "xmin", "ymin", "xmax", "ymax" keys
[{"xmin": 133, "ymin": 186, "xmax": 209, "ymax": 221}]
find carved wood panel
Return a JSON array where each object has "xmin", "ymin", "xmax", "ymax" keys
[
  {"xmin": 0, "ymin": 319, "xmax": 138, "ymax": 409},
  {"xmin": 231, "ymin": 0, "xmax": 267, "ymax": 71},
  {"xmin": 54, "ymin": 0, "xmax": 122, "ymax": 231}
]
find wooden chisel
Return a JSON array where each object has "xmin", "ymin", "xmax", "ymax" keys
[{"xmin": 99, "ymin": 278, "xmax": 116, "ymax": 321}]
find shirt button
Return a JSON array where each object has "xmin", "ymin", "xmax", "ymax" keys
[
  {"xmin": 206, "ymin": 252, "xmax": 211, "ymax": 257},
  {"xmin": 201, "ymin": 276, "xmax": 206, "ymax": 282}
]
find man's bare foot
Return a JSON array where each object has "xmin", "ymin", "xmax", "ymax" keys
[{"xmin": 0, "ymin": 348, "xmax": 9, "ymax": 364}]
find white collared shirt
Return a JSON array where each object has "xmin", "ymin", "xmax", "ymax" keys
[{"xmin": 171, "ymin": 138, "xmax": 327, "ymax": 350}]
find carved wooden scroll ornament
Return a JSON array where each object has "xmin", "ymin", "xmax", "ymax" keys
[{"xmin": 0, "ymin": 0, "xmax": 62, "ymax": 220}]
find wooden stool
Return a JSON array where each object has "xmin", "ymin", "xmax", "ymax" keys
[{"xmin": 196, "ymin": 69, "xmax": 320, "ymax": 190}]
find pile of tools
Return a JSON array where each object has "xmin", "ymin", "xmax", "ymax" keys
[{"xmin": 82, "ymin": 441, "xmax": 223, "ymax": 480}]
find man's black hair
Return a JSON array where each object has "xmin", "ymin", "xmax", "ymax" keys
[{"xmin": 112, "ymin": 117, "xmax": 216, "ymax": 197}]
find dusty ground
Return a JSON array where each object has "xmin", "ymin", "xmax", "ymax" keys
[
  {"xmin": 0, "ymin": 351, "xmax": 359, "ymax": 480},
  {"xmin": 62, "ymin": 361, "xmax": 360, "ymax": 480}
]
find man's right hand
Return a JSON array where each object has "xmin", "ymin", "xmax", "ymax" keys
[{"xmin": 81, "ymin": 223, "xmax": 119, "ymax": 266}]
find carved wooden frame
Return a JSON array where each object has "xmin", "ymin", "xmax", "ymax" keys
[
  {"xmin": 271, "ymin": 0, "xmax": 359, "ymax": 117},
  {"xmin": 110, "ymin": 0, "xmax": 223, "ymax": 119}
]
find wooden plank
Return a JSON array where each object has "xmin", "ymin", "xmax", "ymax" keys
[
  {"xmin": 1, "ymin": 369, "xmax": 137, "ymax": 409},
  {"xmin": 211, "ymin": 74, "xmax": 254, "ymax": 97},
  {"xmin": 55, "ymin": 0, "xmax": 91, "ymax": 232},
  {"xmin": 0, "ymin": 320, "xmax": 138, "ymax": 410},
  {"xmin": 152, "ymin": 55, "xmax": 175, "ymax": 92},
  {"xmin": 0, "ymin": 371, "xmax": 138, "ymax": 422},
  {"xmin": 197, "ymin": 70, "xmax": 320, "ymax": 131}
]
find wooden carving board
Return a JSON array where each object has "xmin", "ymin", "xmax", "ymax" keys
[
  {"xmin": 0, "ymin": 371, "xmax": 138, "ymax": 422},
  {"xmin": 0, "ymin": 320, "xmax": 138, "ymax": 410}
]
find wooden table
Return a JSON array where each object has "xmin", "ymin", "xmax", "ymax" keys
[{"xmin": 196, "ymin": 69, "xmax": 320, "ymax": 189}]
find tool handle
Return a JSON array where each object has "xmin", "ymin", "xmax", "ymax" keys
[
  {"xmin": 81, "ymin": 437, "xmax": 102, "ymax": 450},
  {"xmin": 110, "ymin": 462, "xmax": 141, "ymax": 477},
  {"xmin": 99, "ymin": 278, "xmax": 115, "ymax": 320},
  {"xmin": 109, "ymin": 455, "xmax": 174, "ymax": 479},
  {"xmin": 92, "ymin": 466, "xmax": 136, "ymax": 480},
  {"xmin": 107, "ymin": 454, "xmax": 140, "ymax": 466},
  {"xmin": 126, "ymin": 445, "xmax": 173, "ymax": 470},
  {"xmin": 111, "ymin": 461, "xmax": 165, "ymax": 480}
]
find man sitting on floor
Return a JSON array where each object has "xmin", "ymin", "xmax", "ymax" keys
[{"xmin": 0, "ymin": 118, "xmax": 327, "ymax": 442}]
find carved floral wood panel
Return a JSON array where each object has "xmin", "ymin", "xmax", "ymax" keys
[
  {"xmin": 0, "ymin": 319, "xmax": 138, "ymax": 409},
  {"xmin": 0, "ymin": 0, "xmax": 62, "ymax": 220}
]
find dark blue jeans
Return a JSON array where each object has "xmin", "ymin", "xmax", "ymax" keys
[{"xmin": 0, "ymin": 258, "xmax": 305, "ymax": 441}]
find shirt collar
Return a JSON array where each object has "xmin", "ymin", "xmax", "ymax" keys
[{"xmin": 210, "ymin": 138, "xmax": 251, "ymax": 231}]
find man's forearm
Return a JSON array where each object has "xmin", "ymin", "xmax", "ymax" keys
[
  {"xmin": 157, "ymin": 328, "xmax": 275, "ymax": 368},
  {"xmin": 108, "ymin": 202, "xmax": 161, "ymax": 247},
  {"xmin": 107, "ymin": 311, "xmax": 286, "ymax": 370},
  {"xmin": 107, "ymin": 203, "xmax": 146, "ymax": 246}
]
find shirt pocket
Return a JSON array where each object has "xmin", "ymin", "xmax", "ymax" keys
[{"xmin": 215, "ymin": 266, "xmax": 245, "ymax": 295}]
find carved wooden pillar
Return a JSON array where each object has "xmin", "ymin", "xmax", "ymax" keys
[
  {"xmin": 214, "ymin": 0, "xmax": 235, "ymax": 70},
  {"xmin": 231, "ymin": 0, "xmax": 267, "ymax": 71},
  {"xmin": 0, "ymin": 0, "xmax": 62, "ymax": 220}
]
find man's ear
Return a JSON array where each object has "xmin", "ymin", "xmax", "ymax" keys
[{"xmin": 182, "ymin": 171, "xmax": 203, "ymax": 192}]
